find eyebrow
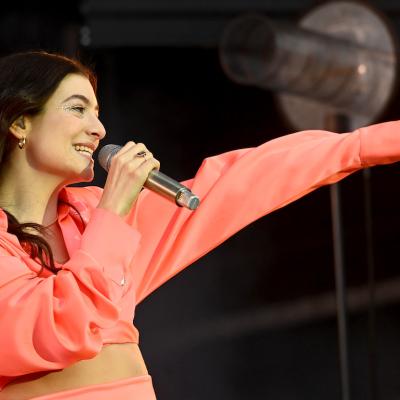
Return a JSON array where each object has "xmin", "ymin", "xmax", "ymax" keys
[{"xmin": 62, "ymin": 94, "xmax": 99, "ymax": 112}]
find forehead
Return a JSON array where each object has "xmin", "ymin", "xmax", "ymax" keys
[{"xmin": 48, "ymin": 73, "xmax": 97, "ymax": 105}]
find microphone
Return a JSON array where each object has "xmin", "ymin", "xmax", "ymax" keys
[{"xmin": 98, "ymin": 144, "xmax": 200, "ymax": 210}]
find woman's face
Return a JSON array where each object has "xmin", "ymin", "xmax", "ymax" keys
[{"xmin": 24, "ymin": 73, "xmax": 106, "ymax": 185}]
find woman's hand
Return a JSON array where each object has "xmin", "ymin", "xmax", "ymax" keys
[{"xmin": 97, "ymin": 141, "xmax": 160, "ymax": 217}]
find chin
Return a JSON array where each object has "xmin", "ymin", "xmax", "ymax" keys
[
  {"xmin": 79, "ymin": 172, "xmax": 95, "ymax": 182},
  {"xmin": 65, "ymin": 168, "xmax": 94, "ymax": 185}
]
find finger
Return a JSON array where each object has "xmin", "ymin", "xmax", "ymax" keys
[
  {"xmin": 135, "ymin": 157, "xmax": 159, "ymax": 174},
  {"xmin": 118, "ymin": 143, "xmax": 149, "ymax": 161},
  {"xmin": 108, "ymin": 143, "xmax": 145, "ymax": 172},
  {"xmin": 120, "ymin": 151, "xmax": 155, "ymax": 177},
  {"xmin": 113, "ymin": 145, "xmax": 148, "ymax": 170},
  {"xmin": 113, "ymin": 141, "xmax": 137, "ymax": 158},
  {"xmin": 141, "ymin": 151, "xmax": 153, "ymax": 160},
  {"xmin": 131, "ymin": 154, "xmax": 157, "ymax": 175},
  {"xmin": 151, "ymin": 158, "xmax": 161, "ymax": 171}
]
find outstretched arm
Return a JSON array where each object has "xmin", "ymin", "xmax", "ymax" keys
[{"xmin": 87, "ymin": 120, "xmax": 400, "ymax": 304}]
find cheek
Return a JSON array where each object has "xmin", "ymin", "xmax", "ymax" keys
[
  {"xmin": 38, "ymin": 134, "xmax": 68, "ymax": 153},
  {"xmin": 28, "ymin": 116, "xmax": 90, "ymax": 172},
  {"xmin": 28, "ymin": 134, "xmax": 74, "ymax": 167},
  {"xmin": 34, "ymin": 121, "xmax": 78, "ymax": 153}
]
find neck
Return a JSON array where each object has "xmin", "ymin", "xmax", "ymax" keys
[{"xmin": 0, "ymin": 160, "xmax": 66, "ymax": 226}]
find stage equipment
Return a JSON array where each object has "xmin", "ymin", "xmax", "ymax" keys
[
  {"xmin": 220, "ymin": 2, "xmax": 397, "ymax": 131},
  {"xmin": 219, "ymin": 2, "xmax": 398, "ymax": 400}
]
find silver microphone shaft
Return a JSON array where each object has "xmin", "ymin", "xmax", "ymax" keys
[{"xmin": 98, "ymin": 144, "xmax": 200, "ymax": 210}]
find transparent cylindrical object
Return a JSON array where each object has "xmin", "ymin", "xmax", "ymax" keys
[{"xmin": 220, "ymin": 14, "xmax": 394, "ymax": 116}]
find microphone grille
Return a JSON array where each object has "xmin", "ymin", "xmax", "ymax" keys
[{"xmin": 98, "ymin": 144, "xmax": 121, "ymax": 172}]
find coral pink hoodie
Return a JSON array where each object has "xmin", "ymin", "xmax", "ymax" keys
[{"xmin": 0, "ymin": 121, "xmax": 400, "ymax": 389}]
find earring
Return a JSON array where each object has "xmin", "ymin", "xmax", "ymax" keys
[{"xmin": 18, "ymin": 137, "xmax": 26, "ymax": 149}]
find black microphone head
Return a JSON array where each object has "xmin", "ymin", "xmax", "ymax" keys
[{"xmin": 98, "ymin": 144, "xmax": 122, "ymax": 172}]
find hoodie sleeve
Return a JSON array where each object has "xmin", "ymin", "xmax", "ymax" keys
[
  {"xmin": 86, "ymin": 120, "xmax": 400, "ymax": 304},
  {"xmin": 0, "ymin": 207, "xmax": 141, "ymax": 376}
]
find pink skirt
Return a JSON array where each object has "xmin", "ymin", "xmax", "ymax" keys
[{"xmin": 29, "ymin": 375, "xmax": 156, "ymax": 399}]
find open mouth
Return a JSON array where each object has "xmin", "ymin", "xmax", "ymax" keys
[{"xmin": 73, "ymin": 145, "xmax": 94, "ymax": 159}]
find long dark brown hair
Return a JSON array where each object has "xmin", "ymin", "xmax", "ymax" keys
[{"xmin": 0, "ymin": 51, "xmax": 97, "ymax": 276}]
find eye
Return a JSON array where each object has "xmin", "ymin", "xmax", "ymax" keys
[
  {"xmin": 70, "ymin": 105, "xmax": 86, "ymax": 114},
  {"xmin": 60, "ymin": 103, "xmax": 98, "ymax": 119}
]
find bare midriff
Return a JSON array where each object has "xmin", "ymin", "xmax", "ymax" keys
[{"xmin": 0, "ymin": 343, "xmax": 148, "ymax": 400}]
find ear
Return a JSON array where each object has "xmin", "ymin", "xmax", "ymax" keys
[{"xmin": 9, "ymin": 116, "xmax": 30, "ymax": 140}]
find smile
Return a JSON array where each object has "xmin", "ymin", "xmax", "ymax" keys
[
  {"xmin": 74, "ymin": 145, "xmax": 94, "ymax": 155},
  {"xmin": 74, "ymin": 146, "xmax": 94, "ymax": 160}
]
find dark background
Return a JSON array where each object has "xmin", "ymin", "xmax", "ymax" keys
[{"xmin": 3, "ymin": 1, "xmax": 400, "ymax": 399}]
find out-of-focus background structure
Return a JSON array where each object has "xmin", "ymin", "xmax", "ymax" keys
[{"xmin": 3, "ymin": 1, "xmax": 400, "ymax": 399}]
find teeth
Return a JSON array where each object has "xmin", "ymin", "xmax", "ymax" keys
[{"xmin": 74, "ymin": 145, "xmax": 93, "ymax": 155}]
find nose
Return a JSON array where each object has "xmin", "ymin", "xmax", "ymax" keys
[{"xmin": 87, "ymin": 114, "xmax": 106, "ymax": 141}]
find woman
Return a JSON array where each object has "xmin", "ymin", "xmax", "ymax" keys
[{"xmin": 0, "ymin": 50, "xmax": 399, "ymax": 399}]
